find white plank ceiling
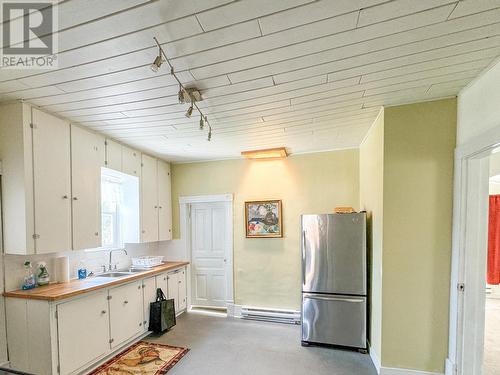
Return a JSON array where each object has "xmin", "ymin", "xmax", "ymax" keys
[{"xmin": 1, "ymin": 0, "xmax": 500, "ymax": 162}]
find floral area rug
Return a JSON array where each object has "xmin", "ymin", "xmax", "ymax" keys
[{"xmin": 88, "ymin": 341, "xmax": 189, "ymax": 375}]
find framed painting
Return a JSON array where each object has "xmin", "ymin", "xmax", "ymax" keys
[{"xmin": 245, "ymin": 200, "xmax": 283, "ymax": 238}]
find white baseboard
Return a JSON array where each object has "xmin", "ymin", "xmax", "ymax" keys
[
  {"xmin": 370, "ymin": 348, "xmax": 381, "ymax": 374},
  {"xmin": 381, "ymin": 367, "xmax": 443, "ymax": 375},
  {"xmin": 227, "ymin": 303, "xmax": 242, "ymax": 318}
]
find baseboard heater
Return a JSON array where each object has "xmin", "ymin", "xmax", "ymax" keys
[{"xmin": 240, "ymin": 306, "xmax": 301, "ymax": 325}]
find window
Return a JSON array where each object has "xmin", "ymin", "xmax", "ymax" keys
[
  {"xmin": 101, "ymin": 168, "xmax": 140, "ymax": 248},
  {"xmin": 101, "ymin": 172, "xmax": 123, "ymax": 248}
]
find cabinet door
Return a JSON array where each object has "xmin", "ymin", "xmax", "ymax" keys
[
  {"xmin": 109, "ymin": 281, "xmax": 143, "ymax": 348},
  {"xmin": 178, "ymin": 268, "xmax": 187, "ymax": 311},
  {"xmin": 32, "ymin": 109, "xmax": 72, "ymax": 253},
  {"xmin": 155, "ymin": 273, "xmax": 168, "ymax": 297},
  {"xmin": 142, "ymin": 277, "xmax": 156, "ymax": 331},
  {"xmin": 71, "ymin": 126, "xmax": 102, "ymax": 250},
  {"xmin": 167, "ymin": 271, "xmax": 179, "ymax": 312},
  {"xmin": 157, "ymin": 160, "xmax": 172, "ymax": 241},
  {"xmin": 141, "ymin": 154, "xmax": 158, "ymax": 242},
  {"xmin": 105, "ymin": 138, "xmax": 122, "ymax": 171},
  {"xmin": 57, "ymin": 291, "xmax": 109, "ymax": 375},
  {"xmin": 122, "ymin": 146, "xmax": 141, "ymax": 177}
]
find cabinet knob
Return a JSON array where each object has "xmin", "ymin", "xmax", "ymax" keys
[
  {"xmin": 142, "ymin": 285, "xmax": 146, "ymax": 289},
  {"xmin": 159, "ymin": 206, "xmax": 162, "ymax": 209},
  {"xmin": 178, "ymin": 281, "xmax": 181, "ymax": 284},
  {"xmin": 73, "ymin": 197, "xmax": 78, "ymax": 201},
  {"xmin": 154, "ymin": 205, "xmax": 158, "ymax": 209},
  {"xmin": 62, "ymin": 195, "xmax": 68, "ymax": 199},
  {"xmin": 101, "ymin": 310, "xmax": 106, "ymax": 314},
  {"xmin": 124, "ymin": 300, "xmax": 129, "ymax": 304},
  {"xmin": 138, "ymin": 285, "xmax": 141, "ymax": 290},
  {"xmin": 139, "ymin": 322, "xmax": 142, "ymax": 326},
  {"xmin": 95, "ymin": 232, "xmax": 99, "ymax": 236}
]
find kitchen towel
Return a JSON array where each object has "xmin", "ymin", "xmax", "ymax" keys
[
  {"xmin": 488, "ymin": 195, "xmax": 500, "ymax": 285},
  {"xmin": 54, "ymin": 256, "xmax": 70, "ymax": 283}
]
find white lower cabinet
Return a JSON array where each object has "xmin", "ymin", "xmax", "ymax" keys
[
  {"xmin": 5, "ymin": 266, "xmax": 187, "ymax": 375},
  {"xmin": 57, "ymin": 291, "xmax": 109, "ymax": 375},
  {"xmin": 109, "ymin": 281, "xmax": 144, "ymax": 348},
  {"xmin": 142, "ymin": 276, "xmax": 157, "ymax": 331}
]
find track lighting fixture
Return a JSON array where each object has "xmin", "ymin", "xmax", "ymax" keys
[
  {"xmin": 151, "ymin": 36, "xmax": 213, "ymax": 141},
  {"xmin": 150, "ymin": 51, "xmax": 163, "ymax": 72}
]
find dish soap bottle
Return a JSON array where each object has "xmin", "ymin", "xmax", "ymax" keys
[
  {"xmin": 22, "ymin": 261, "xmax": 36, "ymax": 290},
  {"xmin": 77, "ymin": 260, "xmax": 87, "ymax": 280},
  {"xmin": 36, "ymin": 261, "xmax": 50, "ymax": 286}
]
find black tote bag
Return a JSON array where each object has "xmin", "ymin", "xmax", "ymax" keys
[{"xmin": 148, "ymin": 288, "xmax": 176, "ymax": 333}]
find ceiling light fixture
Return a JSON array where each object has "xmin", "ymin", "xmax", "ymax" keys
[
  {"xmin": 150, "ymin": 36, "xmax": 213, "ymax": 141},
  {"xmin": 241, "ymin": 147, "xmax": 288, "ymax": 160},
  {"xmin": 150, "ymin": 49, "xmax": 163, "ymax": 72}
]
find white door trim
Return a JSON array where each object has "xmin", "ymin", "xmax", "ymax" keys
[
  {"xmin": 179, "ymin": 194, "xmax": 234, "ymax": 311},
  {"xmin": 447, "ymin": 124, "xmax": 500, "ymax": 375}
]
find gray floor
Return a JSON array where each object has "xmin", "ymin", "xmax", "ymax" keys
[
  {"xmin": 146, "ymin": 312, "xmax": 377, "ymax": 375},
  {"xmin": 484, "ymin": 298, "xmax": 500, "ymax": 375}
]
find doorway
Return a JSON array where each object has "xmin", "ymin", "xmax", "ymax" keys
[
  {"xmin": 179, "ymin": 194, "xmax": 234, "ymax": 311},
  {"xmin": 448, "ymin": 139, "xmax": 500, "ymax": 375}
]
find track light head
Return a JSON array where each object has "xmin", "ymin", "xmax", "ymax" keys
[
  {"xmin": 150, "ymin": 55, "xmax": 163, "ymax": 72},
  {"xmin": 199, "ymin": 116, "xmax": 204, "ymax": 130},
  {"xmin": 207, "ymin": 126, "xmax": 212, "ymax": 141},
  {"xmin": 185, "ymin": 105, "xmax": 193, "ymax": 118}
]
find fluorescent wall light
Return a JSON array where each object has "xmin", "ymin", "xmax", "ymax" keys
[{"xmin": 241, "ymin": 147, "xmax": 288, "ymax": 160}]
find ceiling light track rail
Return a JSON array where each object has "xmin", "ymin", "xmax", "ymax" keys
[{"xmin": 151, "ymin": 36, "xmax": 212, "ymax": 141}]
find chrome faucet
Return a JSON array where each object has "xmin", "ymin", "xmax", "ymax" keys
[{"xmin": 108, "ymin": 249, "xmax": 128, "ymax": 271}]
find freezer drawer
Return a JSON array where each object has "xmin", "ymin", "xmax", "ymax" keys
[
  {"xmin": 301, "ymin": 293, "xmax": 366, "ymax": 348},
  {"xmin": 302, "ymin": 213, "xmax": 367, "ymax": 295}
]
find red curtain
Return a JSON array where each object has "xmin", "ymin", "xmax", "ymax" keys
[{"xmin": 488, "ymin": 195, "xmax": 500, "ymax": 285}]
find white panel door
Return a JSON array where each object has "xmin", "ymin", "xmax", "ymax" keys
[
  {"xmin": 157, "ymin": 160, "xmax": 172, "ymax": 241},
  {"xmin": 109, "ymin": 281, "xmax": 143, "ymax": 348},
  {"xmin": 31, "ymin": 109, "xmax": 72, "ymax": 253},
  {"xmin": 57, "ymin": 291, "xmax": 109, "ymax": 375},
  {"xmin": 105, "ymin": 138, "xmax": 122, "ymax": 171},
  {"xmin": 71, "ymin": 125, "xmax": 102, "ymax": 250},
  {"xmin": 191, "ymin": 202, "xmax": 228, "ymax": 307},
  {"xmin": 141, "ymin": 154, "xmax": 158, "ymax": 242},
  {"xmin": 142, "ymin": 276, "xmax": 156, "ymax": 331},
  {"xmin": 122, "ymin": 146, "xmax": 141, "ymax": 177}
]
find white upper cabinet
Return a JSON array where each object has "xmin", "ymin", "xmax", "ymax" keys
[
  {"xmin": 32, "ymin": 109, "xmax": 72, "ymax": 253},
  {"xmin": 158, "ymin": 160, "xmax": 172, "ymax": 241},
  {"xmin": 104, "ymin": 138, "xmax": 122, "ymax": 171},
  {"xmin": 71, "ymin": 125, "xmax": 103, "ymax": 250},
  {"xmin": 141, "ymin": 154, "xmax": 159, "ymax": 242},
  {"xmin": 122, "ymin": 146, "xmax": 141, "ymax": 177}
]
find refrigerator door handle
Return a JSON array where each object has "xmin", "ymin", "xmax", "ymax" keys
[
  {"xmin": 301, "ymin": 230, "xmax": 306, "ymax": 284},
  {"xmin": 303, "ymin": 294, "xmax": 364, "ymax": 303}
]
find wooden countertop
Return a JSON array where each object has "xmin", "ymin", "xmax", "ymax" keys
[{"xmin": 3, "ymin": 261, "xmax": 189, "ymax": 302}]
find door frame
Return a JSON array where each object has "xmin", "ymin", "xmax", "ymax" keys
[
  {"xmin": 447, "ymin": 125, "xmax": 500, "ymax": 375},
  {"xmin": 178, "ymin": 194, "xmax": 234, "ymax": 310}
]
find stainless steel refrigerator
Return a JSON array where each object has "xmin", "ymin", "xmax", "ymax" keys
[{"xmin": 301, "ymin": 212, "xmax": 367, "ymax": 349}]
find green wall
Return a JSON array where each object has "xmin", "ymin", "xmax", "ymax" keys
[
  {"xmin": 171, "ymin": 150, "xmax": 360, "ymax": 309},
  {"xmin": 382, "ymin": 99, "xmax": 456, "ymax": 372}
]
